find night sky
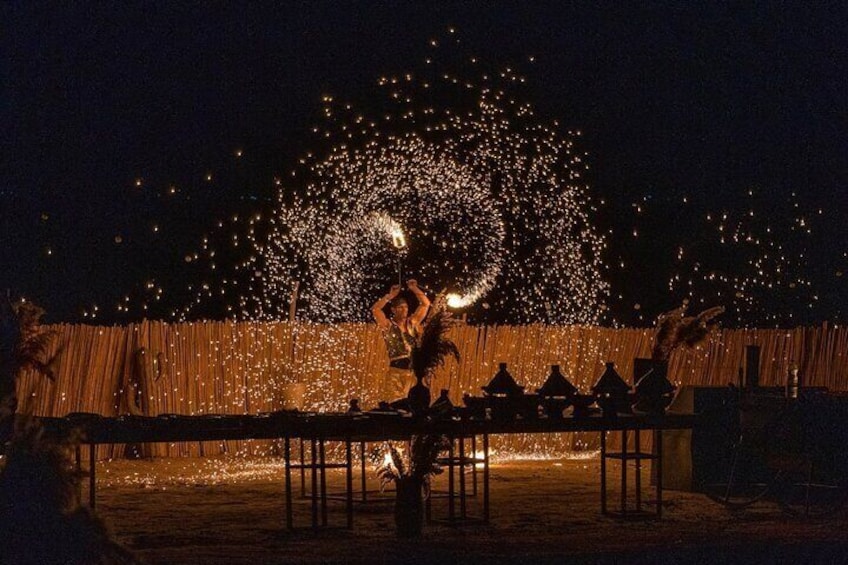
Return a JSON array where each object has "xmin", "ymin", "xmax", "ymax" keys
[{"xmin": 2, "ymin": 2, "xmax": 846, "ymax": 326}]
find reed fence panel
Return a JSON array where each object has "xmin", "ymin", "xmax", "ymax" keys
[{"xmin": 15, "ymin": 322, "xmax": 848, "ymax": 459}]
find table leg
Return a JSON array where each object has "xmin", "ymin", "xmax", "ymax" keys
[
  {"xmin": 89, "ymin": 444, "xmax": 96, "ymax": 509},
  {"xmin": 300, "ymin": 438, "xmax": 306, "ymax": 498},
  {"xmin": 621, "ymin": 430, "xmax": 627, "ymax": 515},
  {"xmin": 284, "ymin": 436, "xmax": 293, "ymax": 529},
  {"xmin": 346, "ymin": 438, "xmax": 353, "ymax": 529},
  {"xmin": 319, "ymin": 438, "xmax": 328, "ymax": 526},
  {"xmin": 459, "ymin": 436, "xmax": 467, "ymax": 519},
  {"xmin": 471, "ymin": 434, "xmax": 478, "ymax": 497},
  {"xmin": 656, "ymin": 429, "xmax": 663, "ymax": 518},
  {"xmin": 448, "ymin": 437, "xmax": 455, "ymax": 523},
  {"xmin": 360, "ymin": 441, "xmax": 367, "ymax": 503},
  {"xmin": 310, "ymin": 438, "xmax": 318, "ymax": 528},
  {"xmin": 635, "ymin": 430, "xmax": 642, "ymax": 513},
  {"xmin": 483, "ymin": 433, "xmax": 490, "ymax": 523},
  {"xmin": 600, "ymin": 431, "xmax": 607, "ymax": 515}
]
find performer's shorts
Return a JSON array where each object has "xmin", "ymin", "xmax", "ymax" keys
[{"xmin": 382, "ymin": 367, "xmax": 417, "ymax": 401}]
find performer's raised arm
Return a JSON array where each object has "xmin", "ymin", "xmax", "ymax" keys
[
  {"xmin": 371, "ymin": 284, "xmax": 401, "ymax": 329},
  {"xmin": 406, "ymin": 279, "xmax": 430, "ymax": 325}
]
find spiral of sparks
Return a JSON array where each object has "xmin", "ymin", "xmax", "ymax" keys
[
  {"xmin": 254, "ymin": 137, "xmax": 507, "ymax": 322},
  {"xmin": 234, "ymin": 47, "xmax": 609, "ymax": 324}
]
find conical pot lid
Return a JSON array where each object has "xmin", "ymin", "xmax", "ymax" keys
[
  {"xmin": 591, "ymin": 362, "xmax": 631, "ymax": 394},
  {"xmin": 482, "ymin": 363, "xmax": 525, "ymax": 395},
  {"xmin": 537, "ymin": 365, "xmax": 578, "ymax": 397}
]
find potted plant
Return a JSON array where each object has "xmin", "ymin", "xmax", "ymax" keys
[
  {"xmin": 377, "ymin": 434, "xmax": 451, "ymax": 537},
  {"xmin": 0, "ymin": 297, "xmax": 136, "ymax": 563},
  {"xmin": 634, "ymin": 302, "xmax": 724, "ymax": 414},
  {"xmin": 377, "ymin": 305, "xmax": 459, "ymax": 537}
]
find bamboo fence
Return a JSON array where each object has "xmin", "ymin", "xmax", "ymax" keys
[{"xmin": 15, "ymin": 321, "xmax": 848, "ymax": 459}]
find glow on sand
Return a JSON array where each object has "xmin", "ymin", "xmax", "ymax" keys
[{"xmin": 98, "ymin": 449, "xmax": 599, "ymax": 488}]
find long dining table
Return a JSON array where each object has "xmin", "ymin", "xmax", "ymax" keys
[{"xmin": 37, "ymin": 410, "xmax": 697, "ymax": 527}]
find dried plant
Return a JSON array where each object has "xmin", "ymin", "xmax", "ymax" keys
[
  {"xmin": 1, "ymin": 299, "xmax": 59, "ymax": 377},
  {"xmin": 377, "ymin": 434, "xmax": 451, "ymax": 491},
  {"xmin": 1, "ymin": 297, "xmax": 61, "ymax": 422},
  {"xmin": 651, "ymin": 303, "xmax": 725, "ymax": 360},
  {"xmin": 411, "ymin": 308, "xmax": 460, "ymax": 383}
]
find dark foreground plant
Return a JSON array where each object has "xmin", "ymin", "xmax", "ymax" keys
[
  {"xmin": 0, "ymin": 418, "xmax": 141, "ymax": 564},
  {"xmin": 0, "ymin": 296, "xmax": 60, "ymax": 428}
]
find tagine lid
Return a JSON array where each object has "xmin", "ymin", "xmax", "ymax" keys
[
  {"xmin": 635, "ymin": 369, "xmax": 676, "ymax": 395},
  {"xmin": 591, "ymin": 361, "xmax": 631, "ymax": 394},
  {"xmin": 537, "ymin": 365, "xmax": 578, "ymax": 397},
  {"xmin": 482, "ymin": 362, "xmax": 525, "ymax": 396}
]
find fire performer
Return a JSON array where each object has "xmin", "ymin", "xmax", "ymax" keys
[{"xmin": 371, "ymin": 279, "xmax": 431, "ymax": 400}]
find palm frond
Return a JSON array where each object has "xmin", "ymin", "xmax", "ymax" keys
[
  {"xmin": 1, "ymin": 298, "xmax": 61, "ymax": 421},
  {"xmin": 390, "ymin": 443, "xmax": 405, "ymax": 477},
  {"xmin": 376, "ymin": 435, "xmax": 450, "ymax": 488},
  {"xmin": 409, "ymin": 434, "xmax": 450, "ymax": 480},
  {"xmin": 1, "ymin": 299, "xmax": 60, "ymax": 380},
  {"xmin": 652, "ymin": 303, "xmax": 724, "ymax": 360},
  {"xmin": 411, "ymin": 309, "xmax": 460, "ymax": 381},
  {"xmin": 680, "ymin": 306, "xmax": 725, "ymax": 348}
]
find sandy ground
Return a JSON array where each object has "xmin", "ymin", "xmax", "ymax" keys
[{"xmin": 88, "ymin": 455, "xmax": 848, "ymax": 564}]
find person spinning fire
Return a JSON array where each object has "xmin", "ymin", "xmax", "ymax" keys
[{"xmin": 371, "ymin": 279, "xmax": 431, "ymax": 400}]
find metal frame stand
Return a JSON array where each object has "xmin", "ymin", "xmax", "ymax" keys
[
  {"xmin": 601, "ymin": 429, "xmax": 663, "ymax": 519},
  {"xmin": 283, "ymin": 436, "xmax": 353, "ymax": 529}
]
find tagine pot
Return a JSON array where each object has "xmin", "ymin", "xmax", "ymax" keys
[
  {"xmin": 462, "ymin": 394, "xmax": 487, "ymax": 419},
  {"xmin": 591, "ymin": 361, "xmax": 633, "ymax": 418},
  {"xmin": 394, "ymin": 476, "xmax": 425, "ymax": 538},
  {"xmin": 632, "ymin": 358, "xmax": 675, "ymax": 415},
  {"xmin": 482, "ymin": 363, "xmax": 525, "ymax": 420},
  {"xmin": 542, "ymin": 396, "xmax": 570, "ymax": 419},
  {"xmin": 430, "ymin": 389, "xmax": 454, "ymax": 420},
  {"xmin": 537, "ymin": 365, "xmax": 578, "ymax": 419},
  {"xmin": 487, "ymin": 395, "xmax": 516, "ymax": 421},
  {"xmin": 569, "ymin": 394, "xmax": 596, "ymax": 418}
]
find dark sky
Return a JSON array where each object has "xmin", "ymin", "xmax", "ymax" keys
[{"xmin": 2, "ymin": 2, "xmax": 846, "ymax": 325}]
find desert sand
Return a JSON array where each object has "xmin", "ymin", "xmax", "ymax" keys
[{"xmin": 86, "ymin": 453, "xmax": 848, "ymax": 564}]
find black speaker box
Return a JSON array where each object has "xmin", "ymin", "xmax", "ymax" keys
[{"xmin": 690, "ymin": 386, "xmax": 739, "ymax": 490}]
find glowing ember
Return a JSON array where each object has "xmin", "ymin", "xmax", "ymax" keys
[{"xmin": 446, "ymin": 293, "xmax": 472, "ymax": 309}]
